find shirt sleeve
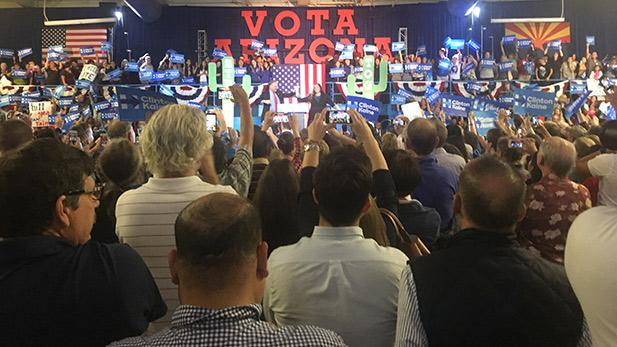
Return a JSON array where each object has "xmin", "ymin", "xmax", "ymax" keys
[
  {"xmin": 291, "ymin": 137, "xmax": 303, "ymax": 172},
  {"xmin": 220, "ymin": 144, "xmax": 253, "ymax": 198},
  {"xmin": 577, "ymin": 318, "xmax": 593, "ymax": 347},
  {"xmin": 588, "ymin": 154, "xmax": 613, "ymax": 178},
  {"xmin": 395, "ymin": 266, "xmax": 430, "ymax": 347}
]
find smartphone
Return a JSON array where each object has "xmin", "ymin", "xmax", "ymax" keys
[
  {"xmin": 68, "ymin": 130, "xmax": 79, "ymax": 145},
  {"xmin": 100, "ymin": 133, "xmax": 108, "ymax": 148},
  {"xmin": 218, "ymin": 89, "xmax": 233, "ymax": 100},
  {"xmin": 531, "ymin": 116, "xmax": 538, "ymax": 125},
  {"xmin": 508, "ymin": 139, "xmax": 524, "ymax": 149},
  {"xmin": 206, "ymin": 112, "xmax": 217, "ymax": 131},
  {"xmin": 273, "ymin": 114, "xmax": 288, "ymax": 123},
  {"xmin": 326, "ymin": 111, "xmax": 352, "ymax": 124},
  {"xmin": 393, "ymin": 119, "xmax": 406, "ymax": 126}
]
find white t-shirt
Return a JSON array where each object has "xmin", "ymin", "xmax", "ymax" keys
[
  {"xmin": 588, "ymin": 153, "xmax": 617, "ymax": 207},
  {"xmin": 565, "ymin": 206, "xmax": 617, "ymax": 347},
  {"xmin": 115, "ymin": 176, "xmax": 236, "ymax": 331}
]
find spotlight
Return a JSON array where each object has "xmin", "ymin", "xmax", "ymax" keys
[
  {"xmin": 473, "ymin": 6, "xmax": 481, "ymax": 18},
  {"xmin": 465, "ymin": 1, "xmax": 479, "ymax": 16},
  {"xmin": 114, "ymin": 11, "xmax": 123, "ymax": 21}
]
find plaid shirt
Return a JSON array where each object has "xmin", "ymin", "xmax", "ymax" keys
[
  {"xmin": 219, "ymin": 144, "xmax": 253, "ymax": 198},
  {"xmin": 110, "ymin": 304, "xmax": 347, "ymax": 347}
]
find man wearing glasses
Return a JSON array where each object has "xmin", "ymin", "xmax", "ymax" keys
[{"xmin": 0, "ymin": 139, "xmax": 166, "ymax": 346}]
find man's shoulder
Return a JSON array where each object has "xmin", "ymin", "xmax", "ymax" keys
[{"xmin": 271, "ymin": 324, "xmax": 347, "ymax": 346}]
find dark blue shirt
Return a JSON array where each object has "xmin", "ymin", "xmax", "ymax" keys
[{"xmin": 412, "ymin": 155, "xmax": 458, "ymax": 230}]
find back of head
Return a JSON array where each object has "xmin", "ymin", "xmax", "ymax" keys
[
  {"xmin": 0, "ymin": 139, "xmax": 94, "ymax": 238},
  {"xmin": 253, "ymin": 125, "xmax": 273, "ymax": 159},
  {"xmin": 542, "ymin": 121, "xmax": 565, "ymax": 138},
  {"xmin": 383, "ymin": 149, "xmax": 422, "ymax": 197},
  {"xmin": 497, "ymin": 136, "xmax": 524, "ymax": 164},
  {"xmin": 574, "ymin": 137, "xmax": 597, "ymax": 157},
  {"xmin": 211, "ymin": 135, "xmax": 228, "ymax": 174},
  {"xmin": 566, "ymin": 125, "xmax": 587, "ymax": 142},
  {"xmin": 380, "ymin": 132, "xmax": 398, "ymax": 152},
  {"xmin": 0, "ymin": 119, "xmax": 32, "ymax": 154},
  {"xmin": 69, "ymin": 122, "xmax": 92, "ymax": 146},
  {"xmin": 458, "ymin": 155, "xmax": 526, "ymax": 232},
  {"xmin": 313, "ymin": 145, "xmax": 372, "ymax": 226},
  {"xmin": 405, "ymin": 118, "xmax": 437, "ymax": 156},
  {"xmin": 599, "ymin": 120, "xmax": 617, "ymax": 151},
  {"xmin": 141, "ymin": 104, "xmax": 211, "ymax": 176},
  {"xmin": 174, "ymin": 193, "xmax": 261, "ymax": 289},
  {"xmin": 33, "ymin": 128, "xmax": 61, "ymax": 141},
  {"xmin": 486, "ymin": 128, "xmax": 506, "ymax": 150},
  {"xmin": 539, "ymin": 137, "xmax": 576, "ymax": 177},
  {"xmin": 428, "ymin": 117, "xmax": 447, "ymax": 147},
  {"xmin": 99, "ymin": 138, "xmax": 143, "ymax": 188},
  {"xmin": 277, "ymin": 131, "xmax": 294, "ymax": 156},
  {"xmin": 107, "ymin": 120, "xmax": 132, "ymax": 140}
]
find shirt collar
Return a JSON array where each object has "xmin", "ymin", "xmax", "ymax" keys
[
  {"xmin": 432, "ymin": 147, "xmax": 447, "ymax": 156},
  {"xmin": 312, "ymin": 226, "xmax": 364, "ymax": 239},
  {"xmin": 417, "ymin": 155, "xmax": 437, "ymax": 164},
  {"xmin": 171, "ymin": 304, "xmax": 262, "ymax": 329},
  {"xmin": 146, "ymin": 176, "xmax": 207, "ymax": 191},
  {"xmin": 253, "ymin": 158, "xmax": 269, "ymax": 165}
]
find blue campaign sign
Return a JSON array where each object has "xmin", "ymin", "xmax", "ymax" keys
[
  {"xmin": 472, "ymin": 98, "xmax": 509, "ymax": 115},
  {"xmin": 418, "ymin": 64, "xmax": 433, "ymax": 72},
  {"xmin": 363, "ymin": 44, "xmax": 377, "ymax": 53},
  {"xmin": 12, "ymin": 69, "xmax": 27, "ymax": 78},
  {"xmin": 170, "ymin": 53, "xmax": 184, "ymax": 64},
  {"xmin": 47, "ymin": 51, "xmax": 62, "ymax": 61},
  {"xmin": 213, "ymin": 48, "xmax": 227, "ymax": 59},
  {"xmin": 165, "ymin": 69, "xmax": 180, "ymax": 80},
  {"xmin": 565, "ymin": 90, "xmax": 592, "ymax": 118},
  {"xmin": 389, "ymin": 63, "xmax": 403, "ymax": 74},
  {"xmin": 95, "ymin": 101, "xmax": 112, "ymax": 112},
  {"xmin": 100, "ymin": 110, "xmax": 118, "ymax": 122},
  {"xmin": 513, "ymin": 87, "xmax": 555, "ymax": 117},
  {"xmin": 76, "ymin": 79, "xmax": 91, "ymax": 89},
  {"xmin": 441, "ymin": 95, "xmax": 473, "ymax": 117},
  {"xmin": 502, "ymin": 35, "xmax": 516, "ymax": 44},
  {"xmin": 443, "ymin": 36, "xmax": 452, "ymax": 48},
  {"xmin": 21, "ymin": 92, "xmax": 39, "ymax": 106},
  {"xmin": 392, "ymin": 41, "xmax": 405, "ymax": 52},
  {"xmin": 346, "ymin": 95, "xmax": 382, "ymax": 123},
  {"xmin": 570, "ymin": 82, "xmax": 587, "ymax": 95},
  {"xmin": 340, "ymin": 50, "xmax": 353, "ymax": 60},
  {"xmin": 467, "ymin": 39, "xmax": 481, "ymax": 52},
  {"xmin": 116, "ymin": 86, "xmax": 177, "ymax": 122},
  {"xmin": 586, "ymin": 36, "xmax": 595, "ymax": 45},
  {"xmin": 53, "ymin": 85, "xmax": 65, "ymax": 99},
  {"xmin": 159, "ymin": 84, "xmax": 174, "ymax": 97},
  {"xmin": 166, "ymin": 49, "xmax": 177, "ymax": 56},
  {"xmin": 353, "ymin": 66, "xmax": 363, "ymax": 74},
  {"xmin": 462, "ymin": 63, "xmax": 475, "ymax": 76},
  {"xmin": 139, "ymin": 70, "xmax": 153, "ymax": 82},
  {"xmin": 499, "ymin": 60, "xmax": 516, "ymax": 71},
  {"xmin": 398, "ymin": 88, "xmax": 414, "ymax": 99},
  {"xmin": 449, "ymin": 39, "xmax": 465, "ymax": 50},
  {"xmin": 107, "ymin": 68, "xmax": 122, "ymax": 81},
  {"xmin": 126, "ymin": 62, "xmax": 139, "ymax": 72},
  {"xmin": 18, "ymin": 47, "xmax": 32, "ymax": 58},
  {"xmin": 152, "ymin": 72, "xmax": 166, "ymax": 82},
  {"xmin": 474, "ymin": 111, "xmax": 499, "ymax": 137},
  {"xmin": 110, "ymin": 95, "xmax": 119, "ymax": 109},
  {"xmin": 101, "ymin": 41, "xmax": 113, "ymax": 51},
  {"xmin": 335, "ymin": 41, "xmax": 346, "ymax": 51},
  {"xmin": 69, "ymin": 104, "xmax": 80, "ymax": 113},
  {"xmin": 329, "ymin": 68, "xmax": 345, "ymax": 78},
  {"xmin": 343, "ymin": 44, "xmax": 355, "ymax": 52},
  {"xmin": 481, "ymin": 59, "xmax": 495, "ymax": 68},
  {"xmin": 525, "ymin": 61, "xmax": 535, "ymax": 75},
  {"xmin": 49, "ymin": 45, "xmax": 63, "ymax": 52},
  {"xmin": 58, "ymin": 97, "xmax": 73, "ymax": 107},
  {"xmin": 251, "ymin": 40, "xmax": 264, "ymax": 50},
  {"xmin": 518, "ymin": 38, "xmax": 532, "ymax": 49},
  {"xmin": 81, "ymin": 106, "xmax": 92, "ymax": 118},
  {"xmin": 182, "ymin": 76, "xmax": 195, "ymax": 84},
  {"xmin": 438, "ymin": 59, "xmax": 451, "ymax": 71},
  {"xmin": 264, "ymin": 48, "xmax": 277, "ymax": 57},
  {"xmin": 417, "ymin": 45, "xmax": 427, "ymax": 56},
  {"xmin": 0, "ymin": 48, "xmax": 14, "ymax": 58},
  {"xmin": 234, "ymin": 67, "xmax": 247, "ymax": 77},
  {"xmin": 391, "ymin": 93, "xmax": 407, "ymax": 105},
  {"xmin": 467, "ymin": 82, "xmax": 482, "ymax": 93},
  {"xmin": 404, "ymin": 63, "xmax": 418, "ymax": 72},
  {"xmin": 80, "ymin": 46, "xmax": 95, "ymax": 55},
  {"xmin": 499, "ymin": 96, "xmax": 515, "ymax": 105},
  {"xmin": 0, "ymin": 95, "xmax": 20, "ymax": 107},
  {"xmin": 606, "ymin": 104, "xmax": 617, "ymax": 121},
  {"xmin": 548, "ymin": 40, "xmax": 561, "ymax": 49},
  {"xmin": 425, "ymin": 86, "xmax": 441, "ymax": 105}
]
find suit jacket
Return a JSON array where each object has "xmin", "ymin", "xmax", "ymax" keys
[{"xmin": 255, "ymin": 89, "xmax": 296, "ymax": 120}]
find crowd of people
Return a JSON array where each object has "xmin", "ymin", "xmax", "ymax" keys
[{"xmin": 2, "ymin": 58, "xmax": 617, "ymax": 346}]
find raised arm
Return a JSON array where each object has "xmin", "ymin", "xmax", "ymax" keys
[{"xmin": 230, "ymin": 85, "xmax": 253, "ymax": 147}]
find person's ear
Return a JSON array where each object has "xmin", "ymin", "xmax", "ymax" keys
[
  {"xmin": 537, "ymin": 152, "xmax": 545, "ymax": 167},
  {"xmin": 453, "ymin": 193, "xmax": 462, "ymax": 216},
  {"xmin": 517, "ymin": 204, "xmax": 527, "ymax": 223},
  {"xmin": 405, "ymin": 138, "xmax": 411, "ymax": 150},
  {"xmin": 361, "ymin": 198, "xmax": 371, "ymax": 214},
  {"xmin": 55, "ymin": 195, "xmax": 71, "ymax": 228},
  {"xmin": 168, "ymin": 249, "xmax": 180, "ymax": 285},
  {"xmin": 256, "ymin": 242, "xmax": 269, "ymax": 281},
  {"xmin": 312, "ymin": 188, "xmax": 319, "ymax": 205}
]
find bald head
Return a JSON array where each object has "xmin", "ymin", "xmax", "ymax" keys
[
  {"xmin": 538, "ymin": 137, "xmax": 576, "ymax": 177},
  {"xmin": 458, "ymin": 155, "xmax": 526, "ymax": 232},
  {"xmin": 106, "ymin": 120, "xmax": 134, "ymax": 142},
  {"xmin": 405, "ymin": 118, "xmax": 438, "ymax": 156}
]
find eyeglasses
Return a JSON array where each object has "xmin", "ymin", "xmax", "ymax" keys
[{"xmin": 64, "ymin": 185, "xmax": 103, "ymax": 200}]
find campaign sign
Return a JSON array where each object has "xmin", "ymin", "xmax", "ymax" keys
[
  {"xmin": 499, "ymin": 60, "xmax": 516, "ymax": 72},
  {"xmin": 418, "ymin": 64, "xmax": 433, "ymax": 72},
  {"xmin": 481, "ymin": 59, "xmax": 495, "ymax": 68},
  {"xmin": 502, "ymin": 35, "xmax": 516, "ymax": 45},
  {"xmin": 125, "ymin": 62, "xmax": 139, "ymax": 72},
  {"xmin": 64, "ymin": 111, "xmax": 81, "ymax": 127},
  {"xmin": 417, "ymin": 45, "xmax": 427, "ymax": 56},
  {"xmin": 0, "ymin": 95, "xmax": 21, "ymax": 107},
  {"xmin": 467, "ymin": 82, "xmax": 482, "ymax": 93},
  {"xmin": 605, "ymin": 104, "xmax": 617, "ymax": 121},
  {"xmin": 346, "ymin": 95, "xmax": 382, "ymax": 123},
  {"xmin": 139, "ymin": 70, "xmax": 153, "ymax": 82},
  {"xmin": 548, "ymin": 40, "xmax": 561, "ymax": 49},
  {"xmin": 449, "ymin": 39, "xmax": 465, "ymax": 50},
  {"xmin": 0, "ymin": 48, "xmax": 14, "ymax": 58},
  {"xmin": 264, "ymin": 48, "xmax": 277, "ymax": 57},
  {"xmin": 570, "ymin": 82, "xmax": 587, "ymax": 95},
  {"xmin": 166, "ymin": 49, "xmax": 177, "ymax": 56},
  {"xmin": 81, "ymin": 106, "xmax": 92, "ymax": 118},
  {"xmin": 391, "ymin": 93, "xmax": 408, "ymax": 105},
  {"xmin": 472, "ymin": 98, "xmax": 509, "ymax": 115},
  {"xmin": 462, "ymin": 63, "xmax": 475, "ymax": 76},
  {"xmin": 565, "ymin": 90, "xmax": 592, "ymax": 118},
  {"xmin": 525, "ymin": 61, "xmax": 535, "ymax": 76},
  {"xmin": 159, "ymin": 84, "xmax": 174, "ymax": 97},
  {"xmin": 518, "ymin": 38, "xmax": 532, "ymax": 49},
  {"xmin": 110, "ymin": 95, "xmax": 119, "ymax": 109},
  {"xmin": 467, "ymin": 39, "xmax": 481, "ymax": 52},
  {"xmin": 94, "ymin": 101, "xmax": 112, "ymax": 112},
  {"xmin": 53, "ymin": 85, "xmax": 65, "ymax": 99},
  {"xmin": 30, "ymin": 101, "xmax": 52, "ymax": 127},
  {"xmin": 351, "ymin": 66, "xmax": 362, "ymax": 74},
  {"xmin": 107, "ymin": 68, "xmax": 122, "ymax": 81},
  {"xmin": 513, "ymin": 88, "xmax": 555, "ymax": 117},
  {"xmin": 335, "ymin": 41, "xmax": 346, "ymax": 52},
  {"xmin": 49, "ymin": 45, "xmax": 63, "ymax": 52},
  {"xmin": 12, "ymin": 69, "xmax": 27, "ymax": 78},
  {"xmin": 392, "ymin": 41, "xmax": 405, "ymax": 52},
  {"xmin": 438, "ymin": 59, "xmax": 451, "ymax": 71},
  {"xmin": 170, "ymin": 53, "xmax": 184, "ymax": 64},
  {"xmin": 80, "ymin": 46, "xmax": 95, "ymax": 55},
  {"xmin": 165, "ymin": 69, "xmax": 180, "ymax": 80},
  {"xmin": 47, "ymin": 51, "xmax": 62, "ymax": 61},
  {"xmin": 425, "ymin": 86, "xmax": 441, "ymax": 105},
  {"xmin": 363, "ymin": 44, "xmax": 377, "ymax": 53},
  {"xmin": 251, "ymin": 40, "xmax": 264, "ymax": 50},
  {"xmin": 389, "ymin": 64, "xmax": 403, "ymax": 74},
  {"xmin": 116, "ymin": 86, "xmax": 177, "ymax": 122},
  {"xmin": 101, "ymin": 41, "xmax": 113, "ymax": 51},
  {"xmin": 340, "ymin": 50, "xmax": 354, "ymax": 60},
  {"xmin": 329, "ymin": 68, "xmax": 345, "ymax": 78},
  {"xmin": 69, "ymin": 104, "xmax": 80, "ymax": 113},
  {"xmin": 441, "ymin": 95, "xmax": 472, "ymax": 117},
  {"xmin": 152, "ymin": 72, "xmax": 166, "ymax": 82},
  {"xmin": 586, "ymin": 36, "xmax": 595, "ymax": 45},
  {"xmin": 21, "ymin": 92, "xmax": 39, "ymax": 106},
  {"xmin": 397, "ymin": 88, "xmax": 414, "ymax": 99},
  {"xmin": 182, "ymin": 76, "xmax": 195, "ymax": 84},
  {"xmin": 79, "ymin": 64, "xmax": 99, "ymax": 82},
  {"xmin": 213, "ymin": 48, "xmax": 227, "ymax": 59},
  {"xmin": 58, "ymin": 97, "xmax": 73, "ymax": 107},
  {"xmin": 499, "ymin": 96, "xmax": 515, "ymax": 105},
  {"xmin": 234, "ymin": 67, "xmax": 247, "ymax": 77},
  {"xmin": 76, "ymin": 79, "xmax": 91, "ymax": 90},
  {"xmin": 474, "ymin": 110, "xmax": 499, "ymax": 137},
  {"xmin": 18, "ymin": 47, "xmax": 32, "ymax": 58},
  {"xmin": 99, "ymin": 110, "xmax": 118, "ymax": 122},
  {"xmin": 404, "ymin": 63, "xmax": 418, "ymax": 72},
  {"xmin": 443, "ymin": 37, "xmax": 452, "ymax": 49}
]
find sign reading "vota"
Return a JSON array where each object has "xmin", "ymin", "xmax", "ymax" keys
[{"xmin": 116, "ymin": 86, "xmax": 177, "ymax": 122}]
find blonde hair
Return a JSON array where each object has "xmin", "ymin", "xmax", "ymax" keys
[
  {"xmin": 141, "ymin": 104, "xmax": 212, "ymax": 176},
  {"xmin": 381, "ymin": 132, "xmax": 398, "ymax": 152}
]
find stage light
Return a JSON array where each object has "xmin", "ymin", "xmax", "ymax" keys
[
  {"xmin": 473, "ymin": 6, "xmax": 481, "ymax": 18},
  {"xmin": 465, "ymin": 1, "xmax": 479, "ymax": 16},
  {"xmin": 115, "ymin": 11, "xmax": 123, "ymax": 20}
]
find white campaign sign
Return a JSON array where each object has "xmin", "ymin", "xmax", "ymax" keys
[
  {"xmin": 79, "ymin": 64, "xmax": 99, "ymax": 83},
  {"xmin": 401, "ymin": 101, "xmax": 425, "ymax": 120},
  {"xmin": 29, "ymin": 101, "xmax": 52, "ymax": 127}
]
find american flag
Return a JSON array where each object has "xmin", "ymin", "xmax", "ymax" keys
[
  {"xmin": 271, "ymin": 64, "xmax": 325, "ymax": 104},
  {"xmin": 42, "ymin": 28, "xmax": 108, "ymax": 61}
]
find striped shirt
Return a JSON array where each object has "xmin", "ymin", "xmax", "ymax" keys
[{"xmin": 115, "ymin": 176, "xmax": 237, "ymax": 332}]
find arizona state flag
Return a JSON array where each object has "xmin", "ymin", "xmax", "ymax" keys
[{"xmin": 505, "ymin": 22, "xmax": 570, "ymax": 48}]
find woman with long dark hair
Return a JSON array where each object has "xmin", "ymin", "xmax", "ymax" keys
[{"xmin": 296, "ymin": 83, "xmax": 336, "ymax": 126}]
